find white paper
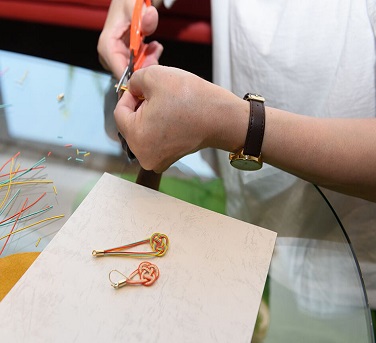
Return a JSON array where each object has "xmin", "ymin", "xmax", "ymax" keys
[{"xmin": 0, "ymin": 173, "xmax": 276, "ymax": 342}]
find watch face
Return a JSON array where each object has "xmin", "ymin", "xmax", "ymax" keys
[{"xmin": 230, "ymin": 159, "xmax": 262, "ymax": 171}]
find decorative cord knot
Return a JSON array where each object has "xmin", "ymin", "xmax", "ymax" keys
[
  {"xmin": 150, "ymin": 233, "xmax": 169, "ymax": 257},
  {"xmin": 92, "ymin": 232, "xmax": 169, "ymax": 258},
  {"xmin": 109, "ymin": 262, "xmax": 160, "ymax": 289}
]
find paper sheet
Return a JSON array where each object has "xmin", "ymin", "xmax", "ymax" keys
[{"xmin": 0, "ymin": 173, "xmax": 276, "ymax": 342}]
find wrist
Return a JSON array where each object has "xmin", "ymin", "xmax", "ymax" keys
[
  {"xmin": 204, "ymin": 92, "xmax": 249, "ymax": 152},
  {"xmin": 229, "ymin": 93, "xmax": 266, "ymax": 171}
]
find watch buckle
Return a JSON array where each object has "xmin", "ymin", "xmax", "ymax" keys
[{"xmin": 244, "ymin": 93, "xmax": 265, "ymax": 103}]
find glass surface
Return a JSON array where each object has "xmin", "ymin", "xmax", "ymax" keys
[
  {"xmin": 0, "ymin": 50, "xmax": 373, "ymax": 342},
  {"xmin": 250, "ymin": 180, "xmax": 375, "ymax": 343},
  {"xmin": 0, "ymin": 50, "xmax": 215, "ymax": 254}
]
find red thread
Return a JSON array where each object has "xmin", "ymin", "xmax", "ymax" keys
[
  {"xmin": 0, "ymin": 166, "xmax": 45, "ymax": 179},
  {"xmin": 0, "ymin": 152, "xmax": 20, "ymax": 172},
  {"xmin": 0, "ymin": 192, "xmax": 46, "ymax": 226},
  {"xmin": 0, "ymin": 198, "xmax": 28, "ymax": 255},
  {"xmin": 126, "ymin": 262, "xmax": 160, "ymax": 286},
  {"xmin": 104, "ymin": 233, "xmax": 169, "ymax": 257}
]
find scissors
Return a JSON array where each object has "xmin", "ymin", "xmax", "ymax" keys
[
  {"xmin": 116, "ymin": 0, "xmax": 151, "ymax": 159},
  {"xmin": 116, "ymin": 0, "xmax": 152, "ymax": 94}
]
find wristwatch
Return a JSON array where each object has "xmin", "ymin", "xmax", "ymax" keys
[{"xmin": 229, "ymin": 93, "xmax": 265, "ymax": 171}]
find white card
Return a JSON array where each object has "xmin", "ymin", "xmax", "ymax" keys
[{"xmin": 0, "ymin": 173, "xmax": 276, "ymax": 342}]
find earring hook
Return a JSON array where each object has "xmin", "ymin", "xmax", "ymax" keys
[
  {"xmin": 108, "ymin": 270, "xmax": 128, "ymax": 289},
  {"xmin": 108, "ymin": 262, "xmax": 160, "ymax": 289}
]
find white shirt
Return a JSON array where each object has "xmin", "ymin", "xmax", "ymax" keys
[{"xmin": 166, "ymin": 0, "xmax": 376, "ymax": 308}]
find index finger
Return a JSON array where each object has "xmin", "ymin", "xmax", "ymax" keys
[
  {"xmin": 111, "ymin": 52, "xmax": 129, "ymax": 81},
  {"xmin": 127, "ymin": 66, "xmax": 158, "ymax": 100},
  {"xmin": 116, "ymin": 88, "xmax": 140, "ymax": 116},
  {"xmin": 126, "ymin": 68, "xmax": 149, "ymax": 99}
]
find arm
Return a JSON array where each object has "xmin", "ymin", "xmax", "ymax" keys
[
  {"xmin": 115, "ymin": 65, "xmax": 376, "ymax": 202},
  {"xmin": 263, "ymin": 110, "xmax": 376, "ymax": 201}
]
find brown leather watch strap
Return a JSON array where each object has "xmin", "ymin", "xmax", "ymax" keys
[{"xmin": 243, "ymin": 93, "xmax": 265, "ymax": 157}]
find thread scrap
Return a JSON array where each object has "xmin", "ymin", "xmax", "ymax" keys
[{"xmin": 0, "ymin": 154, "xmax": 64, "ymax": 255}]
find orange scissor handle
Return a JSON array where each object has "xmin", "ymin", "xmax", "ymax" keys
[
  {"xmin": 130, "ymin": 0, "xmax": 152, "ymax": 58},
  {"xmin": 133, "ymin": 44, "xmax": 148, "ymax": 71}
]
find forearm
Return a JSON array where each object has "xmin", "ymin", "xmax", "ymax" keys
[
  {"xmin": 261, "ymin": 109, "xmax": 376, "ymax": 201},
  {"xmin": 209, "ymin": 95, "xmax": 376, "ymax": 201},
  {"xmin": 119, "ymin": 65, "xmax": 376, "ymax": 202}
]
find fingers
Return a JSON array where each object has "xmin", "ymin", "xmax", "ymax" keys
[
  {"xmin": 111, "ymin": 52, "xmax": 130, "ymax": 81},
  {"xmin": 126, "ymin": 67, "xmax": 154, "ymax": 99},
  {"xmin": 115, "ymin": 66, "xmax": 172, "ymax": 172},
  {"xmin": 114, "ymin": 65, "xmax": 213, "ymax": 173},
  {"xmin": 114, "ymin": 90, "xmax": 139, "ymax": 154},
  {"xmin": 115, "ymin": 91, "xmax": 139, "ymax": 126},
  {"xmin": 98, "ymin": 2, "xmax": 160, "ymax": 80},
  {"xmin": 142, "ymin": 6, "xmax": 159, "ymax": 36},
  {"xmin": 142, "ymin": 41, "xmax": 164, "ymax": 68},
  {"xmin": 98, "ymin": 26, "xmax": 131, "ymax": 79}
]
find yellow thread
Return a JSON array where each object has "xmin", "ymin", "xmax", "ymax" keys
[
  {"xmin": 17, "ymin": 70, "xmax": 29, "ymax": 85},
  {"xmin": 0, "ymin": 180, "xmax": 53, "ymax": 189},
  {"xmin": 114, "ymin": 85, "xmax": 145, "ymax": 100},
  {"xmin": 0, "ymin": 215, "xmax": 65, "ymax": 241},
  {"xmin": 35, "ymin": 237, "xmax": 42, "ymax": 247},
  {"xmin": 57, "ymin": 93, "xmax": 64, "ymax": 102},
  {"xmin": 53, "ymin": 185, "xmax": 57, "ymax": 195},
  {"xmin": 84, "ymin": 152, "xmax": 90, "ymax": 157},
  {"xmin": 0, "ymin": 159, "xmax": 14, "ymax": 209},
  {"xmin": 0, "ymin": 160, "xmax": 20, "ymax": 209}
]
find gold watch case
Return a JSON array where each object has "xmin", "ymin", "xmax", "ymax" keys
[
  {"xmin": 229, "ymin": 93, "xmax": 265, "ymax": 171},
  {"xmin": 229, "ymin": 149, "xmax": 263, "ymax": 171}
]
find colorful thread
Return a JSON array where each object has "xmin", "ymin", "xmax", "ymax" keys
[
  {"xmin": 0, "ymin": 198, "xmax": 28, "ymax": 255},
  {"xmin": 92, "ymin": 232, "xmax": 169, "ymax": 258},
  {"xmin": 0, "ymin": 215, "xmax": 65, "ymax": 241},
  {"xmin": 0, "ymin": 154, "xmax": 64, "ymax": 255},
  {"xmin": 0, "ymin": 205, "xmax": 53, "ymax": 227},
  {"xmin": 109, "ymin": 261, "xmax": 160, "ymax": 289},
  {"xmin": 16, "ymin": 70, "xmax": 29, "ymax": 85}
]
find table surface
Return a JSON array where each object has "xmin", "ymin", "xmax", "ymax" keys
[{"xmin": 0, "ymin": 50, "xmax": 374, "ymax": 343}]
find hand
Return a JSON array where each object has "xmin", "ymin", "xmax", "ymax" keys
[
  {"xmin": 98, "ymin": 0, "xmax": 163, "ymax": 79},
  {"xmin": 114, "ymin": 65, "xmax": 249, "ymax": 173}
]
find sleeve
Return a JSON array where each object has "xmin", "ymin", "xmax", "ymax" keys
[{"xmin": 367, "ymin": 0, "xmax": 376, "ymax": 37}]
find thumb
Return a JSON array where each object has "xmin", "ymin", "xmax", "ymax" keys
[
  {"xmin": 142, "ymin": 6, "xmax": 159, "ymax": 36},
  {"xmin": 127, "ymin": 67, "xmax": 154, "ymax": 99}
]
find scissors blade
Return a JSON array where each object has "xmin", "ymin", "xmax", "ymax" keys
[
  {"xmin": 116, "ymin": 52, "xmax": 134, "ymax": 93},
  {"xmin": 116, "ymin": 67, "xmax": 130, "ymax": 93}
]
